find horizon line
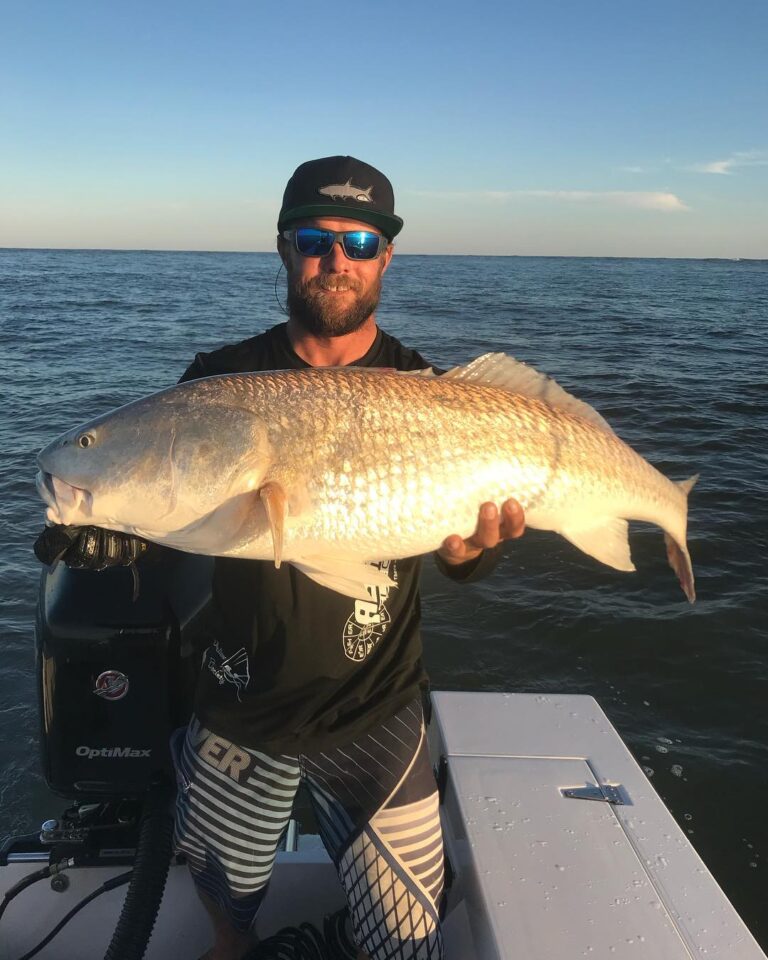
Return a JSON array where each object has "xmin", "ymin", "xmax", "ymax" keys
[{"xmin": 0, "ymin": 245, "xmax": 764, "ymax": 262}]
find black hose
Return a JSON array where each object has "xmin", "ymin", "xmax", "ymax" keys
[
  {"xmin": 0, "ymin": 866, "xmax": 51, "ymax": 923},
  {"xmin": 103, "ymin": 780, "xmax": 175, "ymax": 960},
  {"xmin": 15, "ymin": 871, "xmax": 132, "ymax": 960}
]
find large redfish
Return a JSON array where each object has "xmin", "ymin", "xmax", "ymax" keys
[{"xmin": 36, "ymin": 354, "xmax": 697, "ymax": 601}]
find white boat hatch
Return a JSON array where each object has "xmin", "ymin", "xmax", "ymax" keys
[
  {"xmin": 430, "ymin": 691, "xmax": 767, "ymax": 960},
  {"xmin": 443, "ymin": 755, "xmax": 690, "ymax": 959}
]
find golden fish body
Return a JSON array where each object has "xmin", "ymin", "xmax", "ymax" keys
[{"xmin": 36, "ymin": 354, "xmax": 696, "ymax": 601}]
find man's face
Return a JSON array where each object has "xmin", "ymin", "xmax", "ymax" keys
[{"xmin": 279, "ymin": 217, "xmax": 393, "ymax": 337}]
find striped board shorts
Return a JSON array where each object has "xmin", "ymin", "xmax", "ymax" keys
[{"xmin": 171, "ymin": 698, "xmax": 444, "ymax": 959}]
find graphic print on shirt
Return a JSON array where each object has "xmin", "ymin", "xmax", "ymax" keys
[
  {"xmin": 203, "ymin": 639, "xmax": 251, "ymax": 701},
  {"xmin": 343, "ymin": 561, "xmax": 398, "ymax": 662}
]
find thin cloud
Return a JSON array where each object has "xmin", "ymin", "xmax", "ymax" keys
[
  {"xmin": 689, "ymin": 150, "xmax": 768, "ymax": 175},
  {"xmin": 409, "ymin": 189, "xmax": 689, "ymax": 212},
  {"xmin": 524, "ymin": 191, "xmax": 688, "ymax": 211}
]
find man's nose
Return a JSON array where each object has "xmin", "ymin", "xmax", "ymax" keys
[{"xmin": 320, "ymin": 239, "xmax": 350, "ymax": 270}]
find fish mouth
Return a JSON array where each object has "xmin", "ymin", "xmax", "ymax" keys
[{"xmin": 36, "ymin": 471, "xmax": 93, "ymax": 525}]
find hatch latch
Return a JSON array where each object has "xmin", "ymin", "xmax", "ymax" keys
[{"xmin": 561, "ymin": 783, "xmax": 626, "ymax": 805}]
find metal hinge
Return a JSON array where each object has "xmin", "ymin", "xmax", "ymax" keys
[{"xmin": 561, "ymin": 783, "xmax": 626, "ymax": 805}]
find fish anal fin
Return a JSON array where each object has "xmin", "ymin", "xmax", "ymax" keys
[
  {"xmin": 561, "ymin": 517, "xmax": 635, "ymax": 572},
  {"xmin": 259, "ymin": 481, "xmax": 286, "ymax": 568},
  {"xmin": 292, "ymin": 557, "xmax": 396, "ymax": 600},
  {"xmin": 442, "ymin": 353, "xmax": 614, "ymax": 434}
]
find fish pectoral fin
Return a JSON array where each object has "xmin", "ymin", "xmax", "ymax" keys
[
  {"xmin": 292, "ymin": 556, "xmax": 396, "ymax": 600},
  {"xmin": 560, "ymin": 518, "xmax": 635, "ymax": 572},
  {"xmin": 259, "ymin": 481, "xmax": 285, "ymax": 569}
]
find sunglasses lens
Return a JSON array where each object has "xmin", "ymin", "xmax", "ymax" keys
[
  {"xmin": 294, "ymin": 228, "xmax": 335, "ymax": 256},
  {"xmin": 342, "ymin": 231, "xmax": 382, "ymax": 260},
  {"xmin": 290, "ymin": 228, "xmax": 383, "ymax": 259}
]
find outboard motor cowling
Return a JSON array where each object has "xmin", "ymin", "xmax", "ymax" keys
[{"xmin": 36, "ymin": 553, "xmax": 213, "ymax": 799}]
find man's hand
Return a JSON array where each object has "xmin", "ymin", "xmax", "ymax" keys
[{"xmin": 437, "ymin": 499, "xmax": 525, "ymax": 567}]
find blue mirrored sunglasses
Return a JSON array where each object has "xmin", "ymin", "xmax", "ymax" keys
[{"xmin": 282, "ymin": 227, "xmax": 387, "ymax": 260}]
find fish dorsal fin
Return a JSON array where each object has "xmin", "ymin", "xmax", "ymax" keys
[{"xmin": 442, "ymin": 353, "xmax": 614, "ymax": 434}]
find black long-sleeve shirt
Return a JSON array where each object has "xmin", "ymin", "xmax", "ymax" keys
[{"xmin": 181, "ymin": 323, "xmax": 499, "ymax": 752}]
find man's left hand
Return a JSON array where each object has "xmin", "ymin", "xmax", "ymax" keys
[{"xmin": 437, "ymin": 499, "xmax": 525, "ymax": 567}]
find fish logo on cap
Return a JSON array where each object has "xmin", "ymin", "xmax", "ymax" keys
[{"xmin": 318, "ymin": 179, "xmax": 373, "ymax": 203}]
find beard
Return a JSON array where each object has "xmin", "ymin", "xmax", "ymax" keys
[{"xmin": 287, "ymin": 270, "xmax": 383, "ymax": 337}]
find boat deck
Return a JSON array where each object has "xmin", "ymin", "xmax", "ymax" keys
[{"xmin": 1, "ymin": 692, "xmax": 764, "ymax": 959}]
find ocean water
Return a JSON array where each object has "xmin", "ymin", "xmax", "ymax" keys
[{"xmin": 1, "ymin": 249, "xmax": 767, "ymax": 946}]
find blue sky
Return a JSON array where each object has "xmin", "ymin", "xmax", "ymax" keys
[{"xmin": 1, "ymin": 0, "xmax": 766, "ymax": 257}]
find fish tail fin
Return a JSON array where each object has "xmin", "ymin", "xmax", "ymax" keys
[{"xmin": 664, "ymin": 474, "xmax": 699, "ymax": 604}]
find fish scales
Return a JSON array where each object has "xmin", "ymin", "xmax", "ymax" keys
[
  {"xmin": 35, "ymin": 355, "xmax": 697, "ymax": 601},
  {"xmin": 179, "ymin": 369, "xmax": 679, "ymax": 560},
  {"xmin": 222, "ymin": 370, "xmax": 545, "ymax": 558}
]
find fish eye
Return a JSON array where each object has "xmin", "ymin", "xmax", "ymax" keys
[{"xmin": 77, "ymin": 433, "xmax": 95, "ymax": 449}]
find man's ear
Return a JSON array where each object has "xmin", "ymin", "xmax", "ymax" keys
[
  {"xmin": 277, "ymin": 234, "xmax": 290, "ymax": 268},
  {"xmin": 380, "ymin": 242, "xmax": 394, "ymax": 275}
]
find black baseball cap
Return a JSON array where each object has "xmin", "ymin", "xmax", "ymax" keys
[{"xmin": 278, "ymin": 156, "xmax": 404, "ymax": 240}]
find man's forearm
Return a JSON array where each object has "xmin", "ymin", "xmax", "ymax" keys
[{"xmin": 433, "ymin": 543, "xmax": 504, "ymax": 583}]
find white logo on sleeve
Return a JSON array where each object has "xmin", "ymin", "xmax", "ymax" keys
[
  {"xmin": 342, "ymin": 561, "xmax": 397, "ymax": 662},
  {"xmin": 204, "ymin": 640, "xmax": 251, "ymax": 701}
]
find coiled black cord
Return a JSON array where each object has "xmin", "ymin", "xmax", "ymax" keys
[
  {"xmin": 324, "ymin": 907, "xmax": 357, "ymax": 958},
  {"xmin": 244, "ymin": 907, "xmax": 356, "ymax": 960},
  {"xmin": 246, "ymin": 921, "xmax": 328, "ymax": 959}
]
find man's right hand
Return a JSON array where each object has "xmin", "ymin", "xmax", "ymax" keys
[{"xmin": 34, "ymin": 525, "xmax": 149, "ymax": 570}]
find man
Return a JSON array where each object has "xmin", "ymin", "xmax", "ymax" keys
[{"xmin": 36, "ymin": 156, "xmax": 524, "ymax": 960}]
